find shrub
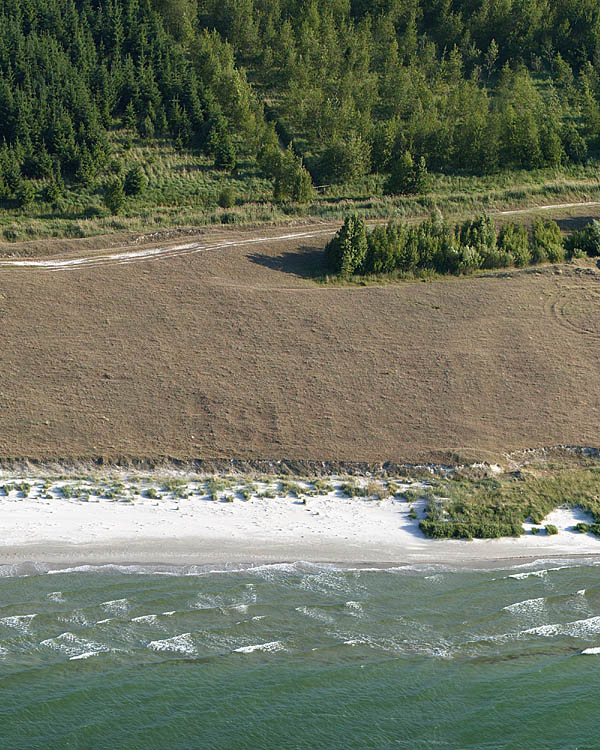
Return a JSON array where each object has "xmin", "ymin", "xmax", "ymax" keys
[
  {"xmin": 340, "ymin": 481, "xmax": 368, "ymax": 498},
  {"xmin": 145, "ymin": 487, "xmax": 158, "ymax": 499},
  {"xmin": 43, "ymin": 178, "xmax": 63, "ymax": 204},
  {"xmin": 218, "ymin": 187, "xmax": 236, "ymax": 208},
  {"xmin": 281, "ymin": 481, "xmax": 302, "ymax": 497},
  {"xmin": 272, "ymin": 145, "xmax": 314, "ymax": 203},
  {"xmin": 367, "ymin": 480, "xmax": 382, "ymax": 499},
  {"xmin": 531, "ymin": 219, "xmax": 565, "ymax": 263},
  {"xmin": 313, "ymin": 479, "xmax": 334, "ymax": 494},
  {"xmin": 420, "ymin": 520, "xmax": 523, "ymax": 539},
  {"xmin": 214, "ymin": 137, "xmax": 236, "ymax": 172},
  {"xmin": 103, "ymin": 179, "xmax": 126, "ymax": 215},
  {"xmin": 575, "ymin": 522, "xmax": 590, "ymax": 533},
  {"xmin": 315, "ymin": 135, "xmax": 371, "ymax": 185},
  {"xmin": 385, "ymin": 151, "xmax": 430, "ymax": 195},
  {"xmin": 565, "ymin": 220, "xmax": 600, "ymax": 258},
  {"xmin": 498, "ymin": 222, "xmax": 531, "ymax": 267},
  {"xmin": 545, "ymin": 524, "xmax": 559, "ymax": 535},
  {"xmin": 530, "ymin": 526, "xmax": 540, "ymax": 534}
]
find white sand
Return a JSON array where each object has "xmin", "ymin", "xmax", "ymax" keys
[{"xmin": 0, "ymin": 475, "xmax": 598, "ymax": 567}]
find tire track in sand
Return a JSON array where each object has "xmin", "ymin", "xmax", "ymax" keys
[{"xmin": 0, "ymin": 228, "xmax": 338, "ymax": 273}]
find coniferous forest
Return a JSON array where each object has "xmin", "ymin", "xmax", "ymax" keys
[{"xmin": 2, "ymin": 0, "xmax": 600, "ymax": 237}]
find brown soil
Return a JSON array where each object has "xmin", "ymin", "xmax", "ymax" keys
[{"xmin": 0, "ymin": 224, "xmax": 598, "ymax": 464}]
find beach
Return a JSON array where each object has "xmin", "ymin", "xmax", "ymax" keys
[{"xmin": 1, "ymin": 473, "xmax": 599, "ymax": 570}]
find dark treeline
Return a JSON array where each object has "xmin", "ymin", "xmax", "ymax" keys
[
  {"xmin": 2, "ymin": 0, "xmax": 600, "ymax": 207},
  {"xmin": 325, "ymin": 213, "xmax": 600, "ymax": 278}
]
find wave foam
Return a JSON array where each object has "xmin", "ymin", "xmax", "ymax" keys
[
  {"xmin": 40, "ymin": 631, "xmax": 109, "ymax": 658},
  {"xmin": 523, "ymin": 615, "xmax": 600, "ymax": 638},
  {"xmin": 148, "ymin": 633, "xmax": 196, "ymax": 656},
  {"xmin": 0, "ymin": 614, "xmax": 36, "ymax": 632},
  {"xmin": 344, "ymin": 601, "xmax": 364, "ymax": 617},
  {"xmin": 69, "ymin": 650, "xmax": 104, "ymax": 661},
  {"xmin": 234, "ymin": 641, "xmax": 285, "ymax": 654},
  {"xmin": 503, "ymin": 597, "xmax": 546, "ymax": 615},
  {"xmin": 100, "ymin": 599, "xmax": 130, "ymax": 615},
  {"xmin": 131, "ymin": 614, "xmax": 159, "ymax": 624},
  {"xmin": 295, "ymin": 606, "xmax": 335, "ymax": 624},
  {"xmin": 581, "ymin": 647, "xmax": 600, "ymax": 655}
]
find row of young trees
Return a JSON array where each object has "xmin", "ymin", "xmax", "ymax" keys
[{"xmin": 325, "ymin": 213, "xmax": 600, "ymax": 278}]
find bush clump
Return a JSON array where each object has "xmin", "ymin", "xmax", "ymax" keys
[
  {"xmin": 325, "ymin": 211, "xmax": 571, "ymax": 278},
  {"xmin": 420, "ymin": 520, "xmax": 523, "ymax": 539},
  {"xmin": 545, "ymin": 524, "xmax": 559, "ymax": 535}
]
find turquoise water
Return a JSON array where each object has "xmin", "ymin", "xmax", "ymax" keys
[{"xmin": 1, "ymin": 560, "xmax": 599, "ymax": 749}]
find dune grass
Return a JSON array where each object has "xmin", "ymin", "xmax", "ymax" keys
[{"xmin": 420, "ymin": 466, "xmax": 600, "ymax": 539}]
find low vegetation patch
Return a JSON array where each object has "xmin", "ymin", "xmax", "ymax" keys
[{"xmin": 419, "ymin": 467, "xmax": 600, "ymax": 540}]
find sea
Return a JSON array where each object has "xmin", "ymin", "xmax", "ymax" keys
[{"xmin": 1, "ymin": 558, "xmax": 599, "ymax": 749}]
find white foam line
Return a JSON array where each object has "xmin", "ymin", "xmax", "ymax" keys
[{"xmin": 0, "ymin": 229, "xmax": 337, "ymax": 272}]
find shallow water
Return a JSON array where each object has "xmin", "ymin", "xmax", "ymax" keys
[{"xmin": 1, "ymin": 559, "xmax": 599, "ymax": 749}]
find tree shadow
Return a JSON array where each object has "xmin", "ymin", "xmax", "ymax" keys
[
  {"xmin": 247, "ymin": 244, "xmax": 327, "ymax": 279},
  {"xmin": 555, "ymin": 215, "xmax": 598, "ymax": 232}
]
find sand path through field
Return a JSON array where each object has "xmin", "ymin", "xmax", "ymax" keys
[{"xmin": 0, "ymin": 228, "xmax": 339, "ymax": 271}]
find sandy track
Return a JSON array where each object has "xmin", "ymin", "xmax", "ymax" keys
[
  {"xmin": 498, "ymin": 201, "xmax": 600, "ymax": 216},
  {"xmin": 0, "ymin": 228, "xmax": 338, "ymax": 272}
]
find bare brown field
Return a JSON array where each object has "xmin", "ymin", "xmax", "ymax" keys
[{"xmin": 0, "ymin": 221, "xmax": 598, "ymax": 465}]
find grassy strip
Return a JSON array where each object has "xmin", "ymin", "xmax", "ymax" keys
[
  {"xmin": 2, "ymin": 135, "xmax": 600, "ymax": 244},
  {"xmin": 419, "ymin": 468, "xmax": 600, "ymax": 540}
]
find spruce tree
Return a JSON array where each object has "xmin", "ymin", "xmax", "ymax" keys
[
  {"xmin": 124, "ymin": 165, "xmax": 146, "ymax": 195},
  {"xmin": 103, "ymin": 178, "xmax": 126, "ymax": 214},
  {"xmin": 325, "ymin": 215, "xmax": 368, "ymax": 276}
]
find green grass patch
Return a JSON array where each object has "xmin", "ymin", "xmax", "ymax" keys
[{"xmin": 419, "ymin": 467, "xmax": 600, "ymax": 540}]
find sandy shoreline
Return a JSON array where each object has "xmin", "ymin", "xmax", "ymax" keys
[
  {"xmin": 0, "ymin": 474, "xmax": 599, "ymax": 570},
  {"xmin": 2, "ymin": 540, "xmax": 600, "ymax": 573}
]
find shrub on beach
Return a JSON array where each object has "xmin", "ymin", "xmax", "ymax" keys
[
  {"xmin": 545, "ymin": 524, "xmax": 559, "ymax": 535},
  {"xmin": 419, "ymin": 520, "xmax": 523, "ymax": 539}
]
